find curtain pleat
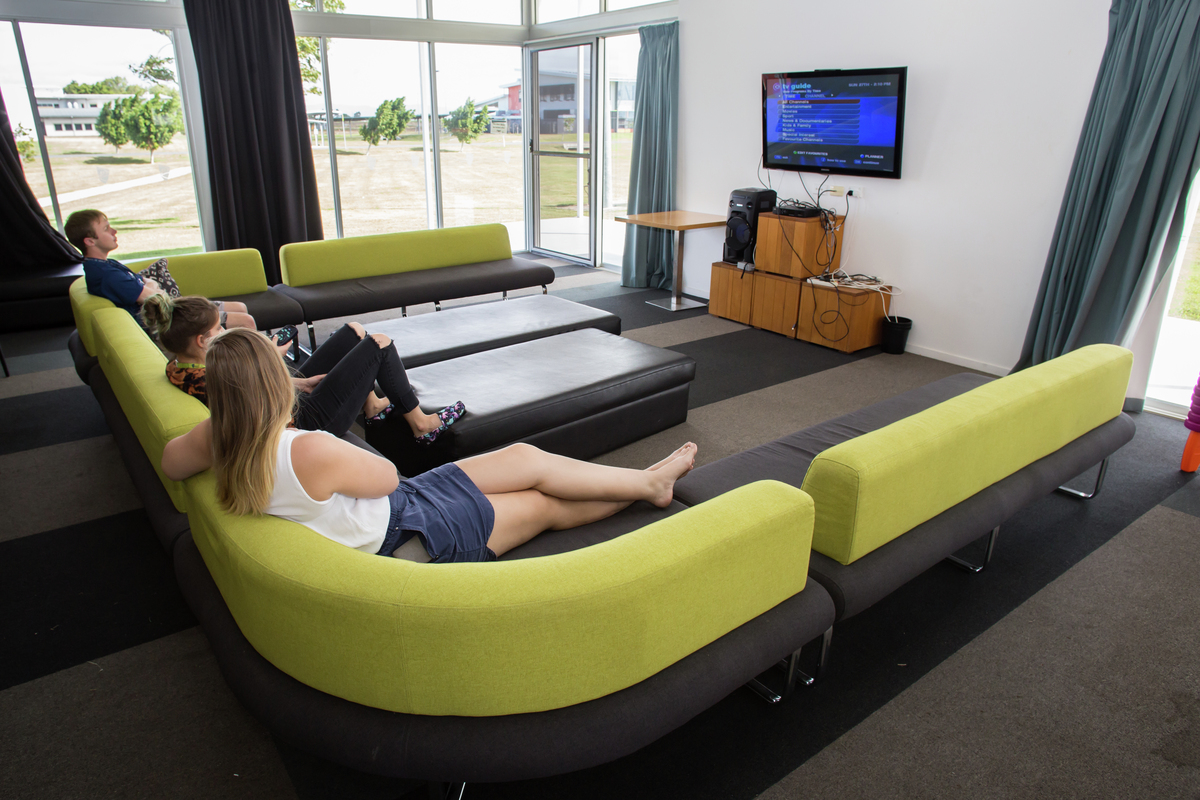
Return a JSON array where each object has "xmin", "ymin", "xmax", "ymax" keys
[
  {"xmin": 1015, "ymin": 0, "xmax": 1200, "ymax": 370},
  {"xmin": 0, "ymin": 89, "xmax": 83, "ymax": 273},
  {"xmin": 621, "ymin": 22, "xmax": 679, "ymax": 289},
  {"xmin": 183, "ymin": 0, "xmax": 323, "ymax": 285}
]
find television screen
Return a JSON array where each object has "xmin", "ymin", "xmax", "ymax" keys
[{"xmin": 763, "ymin": 67, "xmax": 907, "ymax": 179}]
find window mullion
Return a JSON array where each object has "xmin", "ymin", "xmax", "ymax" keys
[
  {"xmin": 318, "ymin": 35, "xmax": 344, "ymax": 238},
  {"xmin": 12, "ymin": 21, "xmax": 63, "ymax": 234}
]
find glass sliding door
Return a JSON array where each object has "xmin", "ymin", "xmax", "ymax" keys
[{"xmin": 530, "ymin": 42, "xmax": 595, "ymax": 262}]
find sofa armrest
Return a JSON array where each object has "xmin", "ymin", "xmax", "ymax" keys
[
  {"xmin": 69, "ymin": 277, "xmax": 116, "ymax": 356},
  {"xmin": 185, "ymin": 478, "xmax": 815, "ymax": 717}
]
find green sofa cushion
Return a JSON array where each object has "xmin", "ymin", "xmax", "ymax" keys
[
  {"xmin": 278, "ymin": 224, "xmax": 513, "ymax": 287},
  {"xmin": 801, "ymin": 344, "xmax": 1133, "ymax": 565},
  {"xmin": 127, "ymin": 249, "xmax": 269, "ymax": 298},
  {"xmin": 93, "ymin": 308, "xmax": 209, "ymax": 513},
  {"xmin": 185, "ymin": 477, "xmax": 815, "ymax": 717}
]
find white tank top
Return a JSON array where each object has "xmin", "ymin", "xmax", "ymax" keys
[{"xmin": 264, "ymin": 428, "xmax": 391, "ymax": 554}]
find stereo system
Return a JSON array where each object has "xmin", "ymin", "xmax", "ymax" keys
[{"xmin": 723, "ymin": 187, "xmax": 777, "ymax": 264}]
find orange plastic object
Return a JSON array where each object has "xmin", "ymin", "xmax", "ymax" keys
[{"xmin": 1182, "ymin": 430, "xmax": 1200, "ymax": 472}]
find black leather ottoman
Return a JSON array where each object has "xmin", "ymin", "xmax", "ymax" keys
[
  {"xmin": 365, "ymin": 328, "xmax": 696, "ymax": 475},
  {"xmin": 366, "ymin": 295, "xmax": 621, "ymax": 368}
]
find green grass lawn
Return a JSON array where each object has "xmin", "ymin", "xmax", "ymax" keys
[{"xmin": 1169, "ymin": 259, "xmax": 1200, "ymax": 321}]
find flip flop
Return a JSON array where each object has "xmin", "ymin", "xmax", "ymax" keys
[
  {"xmin": 415, "ymin": 401, "xmax": 466, "ymax": 446},
  {"xmin": 365, "ymin": 403, "xmax": 395, "ymax": 425}
]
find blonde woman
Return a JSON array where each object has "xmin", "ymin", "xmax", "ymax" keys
[
  {"xmin": 142, "ymin": 294, "xmax": 462, "ymax": 444},
  {"xmin": 162, "ymin": 328, "xmax": 697, "ymax": 562}
]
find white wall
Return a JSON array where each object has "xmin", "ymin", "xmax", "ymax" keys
[{"xmin": 676, "ymin": 0, "xmax": 1111, "ymax": 374}]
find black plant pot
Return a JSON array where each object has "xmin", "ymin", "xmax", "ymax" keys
[{"xmin": 881, "ymin": 316, "xmax": 912, "ymax": 354}]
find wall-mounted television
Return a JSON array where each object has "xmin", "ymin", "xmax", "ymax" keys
[{"xmin": 762, "ymin": 67, "xmax": 907, "ymax": 180}]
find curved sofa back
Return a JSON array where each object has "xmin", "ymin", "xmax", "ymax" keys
[
  {"xmin": 184, "ymin": 475, "xmax": 815, "ymax": 717},
  {"xmin": 279, "ymin": 223, "xmax": 513, "ymax": 288},
  {"xmin": 93, "ymin": 307, "xmax": 209, "ymax": 512},
  {"xmin": 70, "ymin": 277, "xmax": 115, "ymax": 357},
  {"xmin": 126, "ymin": 249, "xmax": 269, "ymax": 299},
  {"xmin": 801, "ymin": 344, "xmax": 1133, "ymax": 565},
  {"xmin": 70, "ymin": 250, "xmax": 271, "ymax": 357}
]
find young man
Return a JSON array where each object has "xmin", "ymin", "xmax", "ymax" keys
[{"xmin": 65, "ymin": 209, "xmax": 255, "ymax": 330}]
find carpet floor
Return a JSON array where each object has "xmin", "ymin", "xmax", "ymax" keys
[{"xmin": 1, "ymin": 267, "xmax": 1196, "ymax": 799}]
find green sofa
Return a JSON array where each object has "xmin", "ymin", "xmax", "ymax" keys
[
  {"xmin": 67, "ymin": 248, "xmax": 303, "ymax": 383},
  {"xmin": 274, "ymin": 223, "xmax": 557, "ymax": 350}
]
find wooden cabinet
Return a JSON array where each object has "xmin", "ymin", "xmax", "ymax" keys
[
  {"xmin": 795, "ymin": 279, "xmax": 890, "ymax": 353},
  {"xmin": 755, "ymin": 212, "xmax": 844, "ymax": 279},
  {"xmin": 750, "ymin": 271, "xmax": 801, "ymax": 338},
  {"xmin": 708, "ymin": 262, "xmax": 754, "ymax": 324},
  {"xmin": 710, "ymin": 261, "xmax": 891, "ymax": 353}
]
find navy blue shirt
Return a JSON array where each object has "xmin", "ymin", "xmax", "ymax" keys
[{"xmin": 83, "ymin": 257, "xmax": 145, "ymax": 320}]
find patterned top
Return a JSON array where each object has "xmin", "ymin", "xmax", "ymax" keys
[{"xmin": 166, "ymin": 360, "xmax": 208, "ymax": 406}]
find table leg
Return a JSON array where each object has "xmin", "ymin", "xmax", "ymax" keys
[{"xmin": 646, "ymin": 229, "xmax": 708, "ymax": 312}]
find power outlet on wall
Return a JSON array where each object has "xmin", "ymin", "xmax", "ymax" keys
[{"xmin": 827, "ymin": 185, "xmax": 864, "ymax": 199}]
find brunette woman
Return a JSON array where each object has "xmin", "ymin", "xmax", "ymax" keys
[{"xmin": 142, "ymin": 294, "xmax": 462, "ymax": 443}]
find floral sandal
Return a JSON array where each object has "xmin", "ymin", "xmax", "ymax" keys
[
  {"xmin": 365, "ymin": 403, "xmax": 395, "ymax": 425},
  {"xmin": 415, "ymin": 401, "xmax": 466, "ymax": 446}
]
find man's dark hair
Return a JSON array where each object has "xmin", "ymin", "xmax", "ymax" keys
[{"xmin": 64, "ymin": 209, "xmax": 107, "ymax": 255}]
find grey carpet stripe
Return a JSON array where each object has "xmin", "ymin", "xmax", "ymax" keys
[
  {"xmin": 594, "ymin": 353, "xmax": 976, "ymax": 471},
  {"xmin": 756, "ymin": 504, "xmax": 1200, "ymax": 800},
  {"xmin": 0, "ymin": 435, "xmax": 143, "ymax": 543},
  {"xmin": 0, "ymin": 367, "xmax": 83, "ymax": 400},
  {"xmin": 623, "ymin": 314, "xmax": 750, "ymax": 348},
  {"xmin": 0, "ymin": 627, "xmax": 297, "ymax": 800},
  {"xmin": 2, "ymin": 349, "xmax": 74, "ymax": 376}
]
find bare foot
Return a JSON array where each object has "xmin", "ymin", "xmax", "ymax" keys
[
  {"xmin": 647, "ymin": 443, "xmax": 697, "ymax": 508},
  {"xmin": 648, "ymin": 442, "xmax": 695, "ymax": 472},
  {"xmin": 363, "ymin": 394, "xmax": 391, "ymax": 419}
]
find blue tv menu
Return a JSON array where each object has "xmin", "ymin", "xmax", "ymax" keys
[{"xmin": 764, "ymin": 71, "xmax": 904, "ymax": 176}]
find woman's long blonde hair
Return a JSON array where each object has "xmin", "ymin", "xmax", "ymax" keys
[{"xmin": 205, "ymin": 328, "xmax": 296, "ymax": 515}]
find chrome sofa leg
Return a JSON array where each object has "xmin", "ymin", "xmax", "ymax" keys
[
  {"xmin": 815, "ymin": 626, "xmax": 833, "ymax": 680},
  {"xmin": 306, "ymin": 322, "xmax": 317, "ymax": 353},
  {"xmin": 435, "ymin": 301, "xmax": 442, "ymax": 312},
  {"xmin": 428, "ymin": 782, "xmax": 465, "ymax": 800},
  {"xmin": 502, "ymin": 290, "xmax": 508, "ymax": 300},
  {"xmin": 542, "ymin": 284, "xmax": 548, "ymax": 294},
  {"xmin": 946, "ymin": 526, "xmax": 999, "ymax": 573},
  {"xmin": 401, "ymin": 306, "xmax": 407, "ymax": 318},
  {"xmin": 746, "ymin": 625, "xmax": 833, "ymax": 704},
  {"xmin": 1056, "ymin": 457, "xmax": 1109, "ymax": 500}
]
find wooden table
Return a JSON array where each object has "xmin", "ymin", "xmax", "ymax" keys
[{"xmin": 616, "ymin": 210, "xmax": 726, "ymax": 311}]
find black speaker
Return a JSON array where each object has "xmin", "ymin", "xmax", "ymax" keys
[{"xmin": 723, "ymin": 188, "xmax": 777, "ymax": 264}]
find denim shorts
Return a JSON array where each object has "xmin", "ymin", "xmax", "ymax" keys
[{"xmin": 377, "ymin": 463, "xmax": 496, "ymax": 563}]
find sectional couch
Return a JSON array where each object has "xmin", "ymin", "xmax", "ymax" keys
[{"xmin": 67, "ymin": 242, "xmax": 1136, "ymax": 787}]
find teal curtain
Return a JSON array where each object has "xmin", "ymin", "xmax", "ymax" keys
[
  {"xmin": 1015, "ymin": 0, "xmax": 1200, "ymax": 370},
  {"xmin": 621, "ymin": 22, "xmax": 679, "ymax": 289}
]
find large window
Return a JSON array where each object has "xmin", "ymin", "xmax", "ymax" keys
[
  {"xmin": 325, "ymin": 38, "xmax": 432, "ymax": 237},
  {"xmin": 11, "ymin": 22, "xmax": 204, "ymax": 258},
  {"xmin": 435, "ymin": 43, "xmax": 525, "ymax": 248}
]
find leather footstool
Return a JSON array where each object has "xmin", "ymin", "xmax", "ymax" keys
[
  {"xmin": 367, "ymin": 294, "xmax": 621, "ymax": 368},
  {"xmin": 365, "ymin": 328, "xmax": 696, "ymax": 475}
]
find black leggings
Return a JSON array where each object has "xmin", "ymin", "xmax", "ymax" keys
[{"xmin": 292, "ymin": 325, "xmax": 419, "ymax": 437}]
